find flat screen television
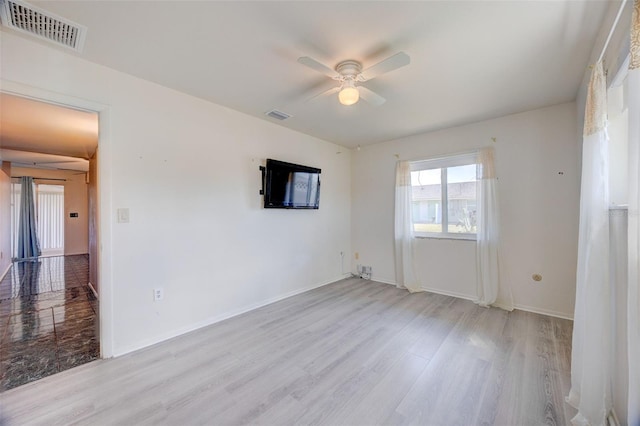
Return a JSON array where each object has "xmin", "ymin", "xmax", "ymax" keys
[{"xmin": 263, "ymin": 159, "xmax": 321, "ymax": 209}]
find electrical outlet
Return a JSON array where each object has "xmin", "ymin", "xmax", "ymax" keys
[
  {"xmin": 153, "ymin": 288, "xmax": 164, "ymax": 301},
  {"xmin": 355, "ymin": 252, "xmax": 359, "ymax": 260}
]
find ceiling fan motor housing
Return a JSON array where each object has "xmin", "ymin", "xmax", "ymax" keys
[{"xmin": 335, "ymin": 60, "xmax": 362, "ymax": 81}]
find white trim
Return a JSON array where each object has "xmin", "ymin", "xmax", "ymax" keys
[
  {"xmin": 0, "ymin": 79, "xmax": 115, "ymax": 359},
  {"xmin": 421, "ymin": 285, "xmax": 476, "ymax": 301},
  {"xmin": 409, "ymin": 150, "xmax": 479, "ymax": 171},
  {"xmin": 370, "ymin": 277, "xmax": 396, "ymax": 286},
  {"xmin": 369, "ymin": 277, "xmax": 572, "ymax": 319},
  {"xmin": 415, "ymin": 233, "xmax": 476, "ymax": 241},
  {"xmin": 370, "ymin": 277, "xmax": 478, "ymax": 301},
  {"xmin": 0, "ymin": 263, "xmax": 10, "ymax": 281},
  {"xmin": 510, "ymin": 302, "xmax": 574, "ymax": 321},
  {"xmin": 112, "ymin": 275, "xmax": 348, "ymax": 357},
  {"xmin": 87, "ymin": 282, "xmax": 98, "ymax": 299}
]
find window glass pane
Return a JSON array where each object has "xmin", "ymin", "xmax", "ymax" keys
[
  {"xmin": 411, "ymin": 169, "xmax": 442, "ymax": 233},
  {"xmin": 446, "ymin": 164, "xmax": 477, "ymax": 233}
]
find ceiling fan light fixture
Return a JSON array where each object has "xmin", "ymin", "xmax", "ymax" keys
[{"xmin": 338, "ymin": 81, "xmax": 359, "ymax": 106}]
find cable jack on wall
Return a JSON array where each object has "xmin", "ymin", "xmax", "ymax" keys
[{"xmin": 357, "ymin": 265, "xmax": 372, "ymax": 280}]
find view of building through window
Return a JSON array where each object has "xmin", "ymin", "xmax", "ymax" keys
[{"xmin": 411, "ymin": 163, "xmax": 477, "ymax": 236}]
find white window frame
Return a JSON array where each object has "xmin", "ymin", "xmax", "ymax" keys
[{"xmin": 410, "ymin": 151, "xmax": 478, "ymax": 240}]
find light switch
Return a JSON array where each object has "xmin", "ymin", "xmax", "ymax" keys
[{"xmin": 117, "ymin": 208, "xmax": 130, "ymax": 223}]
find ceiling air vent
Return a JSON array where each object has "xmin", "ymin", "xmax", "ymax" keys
[
  {"xmin": 265, "ymin": 110, "xmax": 291, "ymax": 121},
  {"xmin": 0, "ymin": 0, "xmax": 87, "ymax": 52}
]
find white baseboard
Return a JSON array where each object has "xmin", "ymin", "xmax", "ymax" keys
[
  {"xmin": 369, "ymin": 277, "xmax": 396, "ymax": 286},
  {"xmin": 422, "ymin": 286, "xmax": 477, "ymax": 301},
  {"xmin": 363, "ymin": 276, "xmax": 572, "ymax": 320},
  {"xmin": 0, "ymin": 263, "xmax": 10, "ymax": 281},
  {"xmin": 370, "ymin": 276, "xmax": 477, "ymax": 301},
  {"xmin": 64, "ymin": 251, "xmax": 89, "ymax": 256},
  {"xmin": 511, "ymin": 302, "xmax": 573, "ymax": 321},
  {"xmin": 112, "ymin": 275, "xmax": 348, "ymax": 357},
  {"xmin": 87, "ymin": 282, "xmax": 99, "ymax": 299}
]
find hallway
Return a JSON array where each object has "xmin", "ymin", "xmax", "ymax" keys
[{"xmin": 0, "ymin": 255, "xmax": 98, "ymax": 390}]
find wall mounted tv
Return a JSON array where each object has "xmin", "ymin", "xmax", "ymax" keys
[{"xmin": 262, "ymin": 159, "xmax": 321, "ymax": 209}]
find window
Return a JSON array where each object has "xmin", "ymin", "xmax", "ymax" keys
[
  {"xmin": 607, "ymin": 72, "xmax": 628, "ymax": 206},
  {"xmin": 410, "ymin": 152, "xmax": 478, "ymax": 239}
]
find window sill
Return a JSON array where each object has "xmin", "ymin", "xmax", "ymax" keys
[{"xmin": 414, "ymin": 234, "xmax": 476, "ymax": 241}]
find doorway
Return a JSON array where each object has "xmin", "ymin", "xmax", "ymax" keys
[{"xmin": 0, "ymin": 92, "xmax": 101, "ymax": 390}]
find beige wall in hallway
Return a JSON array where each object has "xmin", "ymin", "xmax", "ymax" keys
[
  {"xmin": 0, "ymin": 161, "xmax": 11, "ymax": 277},
  {"xmin": 11, "ymin": 167, "xmax": 89, "ymax": 256}
]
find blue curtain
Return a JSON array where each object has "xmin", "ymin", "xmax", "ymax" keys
[{"xmin": 17, "ymin": 176, "xmax": 41, "ymax": 260}]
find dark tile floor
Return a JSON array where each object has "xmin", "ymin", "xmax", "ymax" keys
[{"xmin": 0, "ymin": 255, "xmax": 99, "ymax": 391}]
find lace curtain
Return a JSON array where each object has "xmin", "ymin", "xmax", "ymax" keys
[
  {"xmin": 567, "ymin": 61, "xmax": 612, "ymax": 426},
  {"xmin": 475, "ymin": 147, "xmax": 508, "ymax": 307}
]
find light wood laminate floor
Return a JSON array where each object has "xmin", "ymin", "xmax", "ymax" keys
[{"xmin": 0, "ymin": 278, "xmax": 575, "ymax": 425}]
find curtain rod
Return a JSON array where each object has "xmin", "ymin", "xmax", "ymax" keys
[
  {"xmin": 597, "ymin": 0, "xmax": 629, "ymax": 64},
  {"xmin": 12, "ymin": 176, "xmax": 67, "ymax": 182}
]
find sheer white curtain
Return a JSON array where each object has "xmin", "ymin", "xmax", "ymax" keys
[
  {"xmin": 394, "ymin": 160, "xmax": 422, "ymax": 292},
  {"xmin": 567, "ymin": 61, "xmax": 612, "ymax": 426},
  {"xmin": 475, "ymin": 148, "xmax": 509, "ymax": 307},
  {"xmin": 626, "ymin": 2, "xmax": 639, "ymax": 423}
]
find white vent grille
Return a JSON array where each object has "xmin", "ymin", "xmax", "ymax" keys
[
  {"xmin": 265, "ymin": 110, "xmax": 292, "ymax": 121},
  {"xmin": 0, "ymin": 0, "xmax": 87, "ymax": 52}
]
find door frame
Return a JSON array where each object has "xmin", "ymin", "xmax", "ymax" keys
[{"xmin": 1, "ymin": 80, "xmax": 114, "ymax": 358}]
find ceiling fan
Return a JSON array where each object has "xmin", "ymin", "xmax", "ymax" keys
[{"xmin": 297, "ymin": 52, "xmax": 410, "ymax": 107}]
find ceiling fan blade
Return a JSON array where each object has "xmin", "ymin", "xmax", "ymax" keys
[
  {"xmin": 306, "ymin": 86, "xmax": 340, "ymax": 103},
  {"xmin": 298, "ymin": 56, "xmax": 340, "ymax": 79},
  {"xmin": 360, "ymin": 52, "xmax": 410, "ymax": 81},
  {"xmin": 358, "ymin": 86, "xmax": 386, "ymax": 106}
]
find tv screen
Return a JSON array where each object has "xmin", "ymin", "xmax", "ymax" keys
[{"xmin": 264, "ymin": 159, "xmax": 321, "ymax": 209}]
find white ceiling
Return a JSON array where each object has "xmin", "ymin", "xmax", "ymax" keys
[
  {"xmin": 0, "ymin": 149, "xmax": 90, "ymax": 172},
  {"xmin": 9, "ymin": 1, "xmax": 610, "ymax": 148}
]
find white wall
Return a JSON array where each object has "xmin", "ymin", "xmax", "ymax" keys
[
  {"xmin": 1, "ymin": 32, "xmax": 351, "ymax": 356},
  {"xmin": 352, "ymin": 102, "xmax": 580, "ymax": 318},
  {"xmin": 0, "ymin": 161, "xmax": 11, "ymax": 278}
]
